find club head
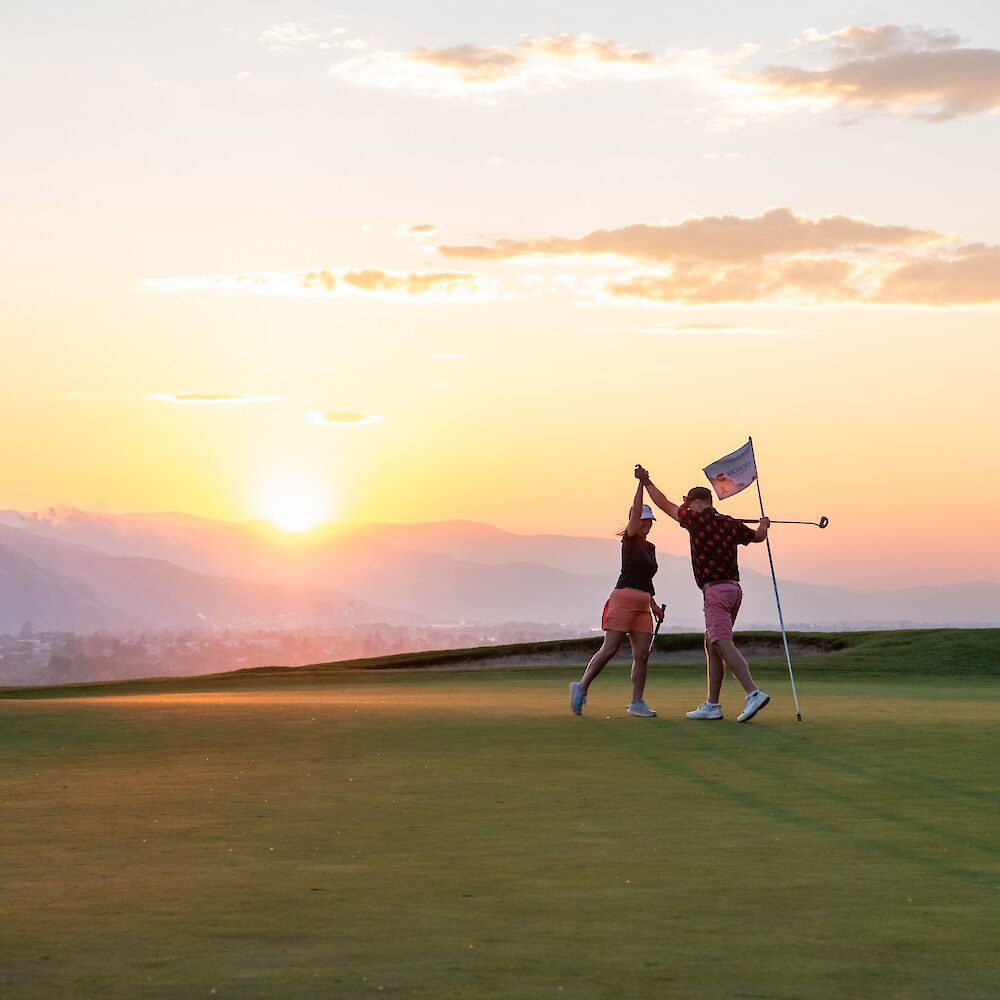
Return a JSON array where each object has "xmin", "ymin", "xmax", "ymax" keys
[{"xmin": 818, "ymin": 516, "xmax": 829, "ymax": 529}]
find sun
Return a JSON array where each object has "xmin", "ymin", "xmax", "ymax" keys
[{"xmin": 259, "ymin": 484, "xmax": 328, "ymax": 533}]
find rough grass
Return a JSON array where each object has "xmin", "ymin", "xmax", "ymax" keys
[{"xmin": 1, "ymin": 631, "xmax": 998, "ymax": 998}]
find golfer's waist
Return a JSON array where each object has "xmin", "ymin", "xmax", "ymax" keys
[{"xmin": 702, "ymin": 579, "xmax": 741, "ymax": 591}]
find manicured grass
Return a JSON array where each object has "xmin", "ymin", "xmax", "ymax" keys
[{"xmin": 1, "ymin": 650, "xmax": 998, "ymax": 998}]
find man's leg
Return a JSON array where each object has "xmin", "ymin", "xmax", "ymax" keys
[
  {"xmin": 714, "ymin": 638, "xmax": 757, "ymax": 694},
  {"xmin": 705, "ymin": 635, "xmax": 726, "ymax": 703}
]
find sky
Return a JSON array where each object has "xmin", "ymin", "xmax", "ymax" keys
[{"xmin": 2, "ymin": 0, "xmax": 999, "ymax": 590}]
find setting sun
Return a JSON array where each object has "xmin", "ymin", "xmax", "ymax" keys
[{"xmin": 259, "ymin": 484, "xmax": 328, "ymax": 533}]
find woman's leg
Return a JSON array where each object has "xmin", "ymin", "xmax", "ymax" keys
[
  {"xmin": 579, "ymin": 630, "xmax": 627, "ymax": 692},
  {"xmin": 628, "ymin": 631, "xmax": 653, "ymax": 702}
]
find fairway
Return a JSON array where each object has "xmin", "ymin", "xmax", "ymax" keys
[{"xmin": 2, "ymin": 664, "xmax": 999, "ymax": 999}]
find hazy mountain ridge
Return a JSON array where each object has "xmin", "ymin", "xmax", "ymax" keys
[
  {"xmin": 0, "ymin": 508, "xmax": 997, "ymax": 630},
  {"xmin": 0, "ymin": 525, "xmax": 419, "ymax": 631}
]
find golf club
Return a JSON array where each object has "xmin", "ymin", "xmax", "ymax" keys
[
  {"xmin": 649, "ymin": 603, "xmax": 667, "ymax": 654},
  {"xmin": 731, "ymin": 516, "xmax": 829, "ymax": 529}
]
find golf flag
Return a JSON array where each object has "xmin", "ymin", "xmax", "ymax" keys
[{"xmin": 703, "ymin": 440, "xmax": 757, "ymax": 501}]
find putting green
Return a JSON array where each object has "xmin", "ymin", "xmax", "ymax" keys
[{"xmin": 1, "ymin": 667, "xmax": 998, "ymax": 998}]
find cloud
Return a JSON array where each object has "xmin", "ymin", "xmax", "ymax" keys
[
  {"xmin": 148, "ymin": 393, "xmax": 282, "ymax": 406},
  {"xmin": 257, "ymin": 21, "xmax": 346, "ymax": 52},
  {"xmin": 873, "ymin": 244, "xmax": 1000, "ymax": 305},
  {"xmin": 638, "ymin": 322, "xmax": 804, "ymax": 336},
  {"xmin": 330, "ymin": 32, "xmax": 681, "ymax": 98},
  {"xmin": 437, "ymin": 208, "xmax": 943, "ymax": 264},
  {"xmin": 397, "ymin": 223, "xmax": 439, "ymax": 240},
  {"xmin": 438, "ymin": 208, "xmax": 1000, "ymax": 307},
  {"xmin": 140, "ymin": 268, "xmax": 497, "ymax": 303},
  {"xmin": 305, "ymin": 412, "xmax": 384, "ymax": 427},
  {"xmin": 600, "ymin": 258, "xmax": 859, "ymax": 307},
  {"xmin": 746, "ymin": 24, "xmax": 1000, "ymax": 121}
]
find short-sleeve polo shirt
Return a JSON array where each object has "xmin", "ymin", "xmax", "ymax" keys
[{"xmin": 677, "ymin": 506, "xmax": 756, "ymax": 590}]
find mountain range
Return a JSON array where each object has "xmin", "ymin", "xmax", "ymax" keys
[{"xmin": 0, "ymin": 506, "xmax": 997, "ymax": 632}]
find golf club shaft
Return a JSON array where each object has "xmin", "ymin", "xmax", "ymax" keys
[
  {"xmin": 649, "ymin": 603, "xmax": 666, "ymax": 653},
  {"xmin": 733, "ymin": 517, "xmax": 826, "ymax": 527}
]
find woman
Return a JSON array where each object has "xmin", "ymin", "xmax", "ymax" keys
[{"xmin": 569, "ymin": 477, "xmax": 664, "ymax": 717}]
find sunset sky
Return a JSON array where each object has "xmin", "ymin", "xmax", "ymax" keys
[{"xmin": 3, "ymin": 1, "xmax": 999, "ymax": 589}]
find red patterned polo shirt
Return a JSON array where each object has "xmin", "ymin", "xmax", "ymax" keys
[{"xmin": 677, "ymin": 506, "xmax": 756, "ymax": 590}]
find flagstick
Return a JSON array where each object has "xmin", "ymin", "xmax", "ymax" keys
[{"xmin": 749, "ymin": 437, "xmax": 803, "ymax": 722}]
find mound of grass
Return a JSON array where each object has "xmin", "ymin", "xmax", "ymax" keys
[{"xmin": 1, "ymin": 629, "xmax": 996, "ymax": 702}]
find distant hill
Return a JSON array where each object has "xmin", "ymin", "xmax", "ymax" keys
[
  {"xmin": 0, "ymin": 507, "xmax": 998, "ymax": 630},
  {"xmin": 0, "ymin": 525, "xmax": 419, "ymax": 631}
]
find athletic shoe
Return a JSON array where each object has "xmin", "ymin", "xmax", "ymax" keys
[
  {"xmin": 737, "ymin": 689, "xmax": 770, "ymax": 723},
  {"xmin": 569, "ymin": 681, "xmax": 586, "ymax": 715},
  {"xmin": 626, "ymin": 700, "xmax": 657, "ymax": 717},
  {"xmin": 686, "ymin": 701, "xmax": 723, "ymax": 720}
]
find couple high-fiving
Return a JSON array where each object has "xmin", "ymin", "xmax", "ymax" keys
[{"xmin": 568, "ymin": 465, "xmax": 772, "ymax": 723}]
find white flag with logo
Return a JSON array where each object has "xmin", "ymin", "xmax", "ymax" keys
[{"xmin": 703, "ymin": 440, "xmax": 757, "ymax": 500}]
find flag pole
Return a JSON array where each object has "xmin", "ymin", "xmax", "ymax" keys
[{"xmin": 749, "ymin": 437, "xmax": 802, "ymax": 722}]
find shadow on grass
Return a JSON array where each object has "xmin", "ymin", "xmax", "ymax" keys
[{"xmin": 586, "ymin": 718, "xmax": 1000, "ymax": 891}]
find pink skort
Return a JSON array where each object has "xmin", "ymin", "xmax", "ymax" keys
[
  {"xmin": 601, "ymin": 587, "xmax": 654, "ymax": 634},
  {"xmin": 703, "ymin": 582, "xmax": 742, "ymax": 643}
]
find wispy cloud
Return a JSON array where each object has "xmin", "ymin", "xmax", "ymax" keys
[
  {"xmin": 148, "ymin": 393, "xmax": 282, "ymax": 406},
  {"xmin": 397, "ymin": 223, "xmax": 439, "ymax": 240},
  {"xmin": 139, "ymin": 268, "xmax": 497, "ymax": 303},
  {"xmin": 305, "ymin": 411, "xmax": 384, "ymax": 427},
  {"xmin": 639, "ymin": 322, "xmax": 802, "ymax": 336},
  {"xmin": 329, "ymin": 33, "xmax": 728, "ymax": 99},
  {"xmin": 742, "ymin": 24, "xmax": 1000, "ymax": 122},
  {"xmin": 438, "ymin": 208, "xmax": 1000, "ymax": 307},
  {"xmin": 438, "ymin": 208, "xmax": 942, "ymax": 263},
  {"xmin": 256, "ymin": 21, "xmax": 348, "ymax": 53}
]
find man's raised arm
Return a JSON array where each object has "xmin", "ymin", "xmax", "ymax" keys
[{"xmin": 634, "ymin": 465, "xmax": 681, "ymax": 522}]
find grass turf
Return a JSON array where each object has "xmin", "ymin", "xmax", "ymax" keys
[{"xmin": 1, "ymin": 637, "xmax": 999, "ymax": 998}]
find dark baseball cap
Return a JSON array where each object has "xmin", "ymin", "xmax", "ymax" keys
[{"xmin": 682, "ymin": 486, "xmax": 713, "ymax": 505}]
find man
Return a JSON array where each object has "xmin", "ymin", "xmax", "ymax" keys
[{"xmin": 634, "ymin": 466, "xmax": 771, "ymax": 723}]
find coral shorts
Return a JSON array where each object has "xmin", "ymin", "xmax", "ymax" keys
[
  {"xmin": 601, "ymin": 587, "xmax": 654, "ymax": 634},
  {"xmin": 703, "ymin": 582, "xmax": 743, "ymax": 644}
]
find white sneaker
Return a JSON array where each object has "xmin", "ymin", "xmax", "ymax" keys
[
  {"xmin": 626, "ymin": 700, "xmax": 657, "ymax": 717},
  {"xmin": 686, "ymin": 702, "xmax": 723, "ymax": 720},
  {"xmin": 737, "ymin": 689, "xmax": 770, "ymax": 723},
  {"xmin": 569, "ymin": 681, "xmax": 587, "ymax": 715}
]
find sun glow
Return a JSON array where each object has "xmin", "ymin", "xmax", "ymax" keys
[{"xmin": 259, "ymin": 484, "xmax": 329, "ymax": 533}]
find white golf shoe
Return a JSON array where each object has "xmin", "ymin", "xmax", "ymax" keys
[
  {"xmin": 626, "ymin": 700, "xmax": 657, "ymax": 717},
  {"xmin": 569, "ymin": 681, "xmax": 587, "ymax": 715},
  {"xmin": 686, "ymin": 701, "xmax": 723, "ymax": 720},
  {"xmin": 737, "ymin": 689, "xmax": 770, "ymax": 723}
]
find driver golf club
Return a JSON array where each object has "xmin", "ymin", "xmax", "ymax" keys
[{"xmin": 732, "ymin": 516, "xmax": 829, "ymax": 529}]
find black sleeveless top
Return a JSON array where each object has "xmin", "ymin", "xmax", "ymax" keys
[{"xmin": 615, "ymin": 534, "xmax": 657, "ymax": 595}]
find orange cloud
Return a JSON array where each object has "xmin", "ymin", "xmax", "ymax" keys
[
  {"xmin": 148, "ymin": 393, "xmax": 282, "ymax": 406},
  {"xmin": 874, "ymin": 244, "xmax": 1000, "ymax": 305},
  {"xmin": 305, "ymin": 412, "xmax": 384, "ymax": 427},
  {"xmin": 603, "ymin": 258, "xmax": 858, "ymax": 306},
  {"xmin": 141, "ymin": 268, "xmax": 496, "ymax": 302},
  {"xmin": 331, "ymin": 33, "xmax": 674, "ymax": 98},
  {"xmin": 439, "ymin": 208, "xmax": 1000, "ymax": 307},
  {"xmin": 438, "ymin": 208, "xmax": 942, "ymax": 264},
  {"xmin": 749, "ymin": 24, "xmax": 1000, "ymax": 121}
]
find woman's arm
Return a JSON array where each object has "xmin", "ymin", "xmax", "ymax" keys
[
  {"xmin": 624, "ymin": 480, "xmax": 645, "ymax": 536},
  {"xmin": 635, "ymin": 466, "xmax": 681, "ymax": 521}
]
